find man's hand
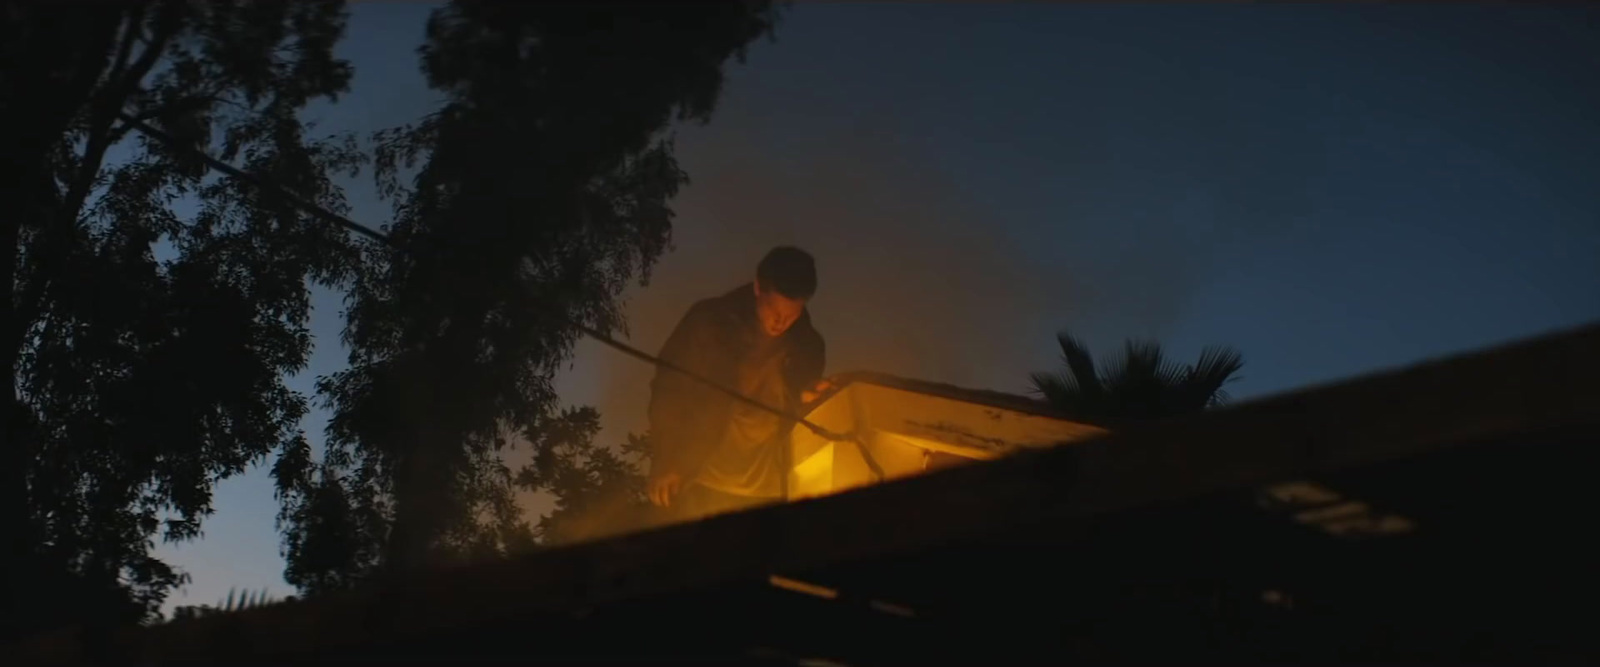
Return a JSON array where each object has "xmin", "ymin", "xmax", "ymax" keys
[
  {"xmin": 800, "ymin": 378, "xmax": 836, "ymax": 405},
  {"xmin": 647, "ymin": 471, "xmax": 683, "ymax": 508}
]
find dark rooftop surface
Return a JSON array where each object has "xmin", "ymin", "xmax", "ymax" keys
[{"xmin": 17, "ymin": 321, "xmax": 1600, "ymax": 664}]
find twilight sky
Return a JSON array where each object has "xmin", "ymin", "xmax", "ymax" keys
[{"xmin": 154, "ymin": 3, "xmax": 1599, "ymax": 612}]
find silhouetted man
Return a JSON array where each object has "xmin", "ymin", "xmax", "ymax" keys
[{"xmin": 646, "ymin": 246, "xmax": 829, "ymax": 521}]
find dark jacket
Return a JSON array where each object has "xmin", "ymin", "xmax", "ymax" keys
[{"xmin": 647, "ymin": 284, "xmax": 825, "ymax": 481}]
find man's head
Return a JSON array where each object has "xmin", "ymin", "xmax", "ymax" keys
[{"xmin": 752, "ymin": 246, "xmax": 816, "ymax": 337}]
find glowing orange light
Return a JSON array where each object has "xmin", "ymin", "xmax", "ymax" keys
[{"xmin": 768, "ymin": 574, "xmax": 838, "ymax": 600}]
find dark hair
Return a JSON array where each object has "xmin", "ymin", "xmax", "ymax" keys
[{"xmin": 756, "ymin": 246, "xmax": 817, "ymax": 299}]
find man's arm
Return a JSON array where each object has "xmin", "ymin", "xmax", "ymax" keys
[
  {"xmin": 790, "ymin": 325, "xmax": 827, "ymax": 405},
  {"xmin": 647, "ymin": 301, "xmax": 721, "ymax": 480}
]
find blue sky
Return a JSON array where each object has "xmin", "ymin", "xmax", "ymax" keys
[{"xmin": 155, "ymin": 3, "xmax": 1599, "ymax": 611}]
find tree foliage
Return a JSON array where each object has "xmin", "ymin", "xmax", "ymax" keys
[
  {"xmin": 514, "ymin": 410, "xmax": 651, "ymax": 546},
  {"xmin": 278, "ymin": 1, "xmax": 779, "ymax": 587},
  {"xmin": 1030, "ymin": 331, "xmax": 1245, "ymax": 425},
  {"xmin": 1, "ymin": 0, "xmax": 359, "ymax": 636}
]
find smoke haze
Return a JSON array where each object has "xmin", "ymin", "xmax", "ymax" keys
[{"xmin": 550, "ymin": 110, "xmax": 1216, "ymax": 453}]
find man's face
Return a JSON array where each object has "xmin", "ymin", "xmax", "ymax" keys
[{"xmin": 753, "ymin": 281, "xmax": 807, "ymax": 337}]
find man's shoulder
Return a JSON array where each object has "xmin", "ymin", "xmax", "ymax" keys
[
  {"xmin": 789, "ymin": 312, "xmax": 824, "ymax": 349},
  {"xmin": 680, "ymin": 288, "xmax": 747, "ymax": 329}
]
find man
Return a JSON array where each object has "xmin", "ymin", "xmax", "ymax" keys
[{"xmin": 646, "ymin": 246, "xmax": 830, "ymax": 521}]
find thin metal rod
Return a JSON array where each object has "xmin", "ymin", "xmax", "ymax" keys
[
  {"xmin": 119, "ymin": 114, "xmax": 879, "ymax": 462},
  {"xmin": 573, "ymin": 321, "xmax": 853, "ymax": 443},
  {"xmin": 125, "ymin": 116, "xmax": 389, "ymax": 246}
]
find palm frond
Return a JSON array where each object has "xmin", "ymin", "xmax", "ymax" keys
[
  {"xmin": 1032, "ymin": 330, "xmax": 1108, "ymax": 416},
  {"xmin": 1100, "ymin": 348, "xmax": 1131, "ymax": 403},
  {"xmin": 1099, "ymin": 339, "xmax": 1179, "ymax": 419},
  {"xmin": 1178, "ymin": 345, "xmax": 1245, "ymax": 410},
  {"xmin": 1211, "ymin": 387, "xmax": 1234, "ymax": 407},
  {"xmin": 1028, "ymin": 370, "xmax": 1078, "ymax": 409},
  {"xmin": 1055, "ymin": 331, "xmax": 1104, "ymax": 401},
  {"xmin": 1034, "ymin": 328, "xmax": 1246, "ymax": 423},
  {"xmin": 1190, "ymin": 345, "xmax": 1244, "ymax": 397}
]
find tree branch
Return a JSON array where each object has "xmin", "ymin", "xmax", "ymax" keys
[
  {"xmin": 16, "ymin": 4, "xmax": 181, "ymax": 366},
  {"xmin": 59, "ymin": 2, "xmax": 181, "ymax": 224},
  {"xmin": 107, "ymin": 91, "xmax": 223, "ymax": 146},
  {"xmin": 104, "ymin": 5, "xmax": 144, "ymax": 87}
]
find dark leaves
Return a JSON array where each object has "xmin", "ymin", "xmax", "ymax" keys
[
  {"xmin": 515, "ymin": 411, "xmax": 651, "ymax": 547},
  {"xmin": 5, "ymin": 0, "xmax": 357, "ymax": 634},
  {"xmin": 1029, "ymin": 330, "xmax": 1245, "ymax": 426},
  {"xmin": 287, "ymin": 1, "xmax": 779, "ymax": 583}
]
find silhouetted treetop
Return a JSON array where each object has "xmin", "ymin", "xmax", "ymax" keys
[
  {"xmin": 282, "ymin": 1, "xmax": 779, "ymax": 584},
  {"xmin": 3, "ymin": 0, "xmax": 359, "ymax": 636}
]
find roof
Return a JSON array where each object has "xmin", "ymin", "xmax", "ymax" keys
[{"xmin": 16, "ymin": 320, "xmax": 1600, "ymax": 663}]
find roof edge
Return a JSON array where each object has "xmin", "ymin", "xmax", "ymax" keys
[{"xmin": 815, "ymin": 370, "xmax": 1112, "ymax": 428}]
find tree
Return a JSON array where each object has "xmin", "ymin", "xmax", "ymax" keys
[
  {"xmin": 1029, "ymin": 331, "xmax": 1245, "ymax": 425},
  {"xmin": 275, "ymin": 462, "xmax": 386, "ymax": 597},
  {"xmin": 514, "ymin": 410, "xmax": 652, "ymax": 546},
  {"xmin": 279, "ymin": 1, "xmax": 780, "ymax": 587},
  {"xmin": 2, "ymin": 1, "xmax": 359, "ymax": 637}
]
